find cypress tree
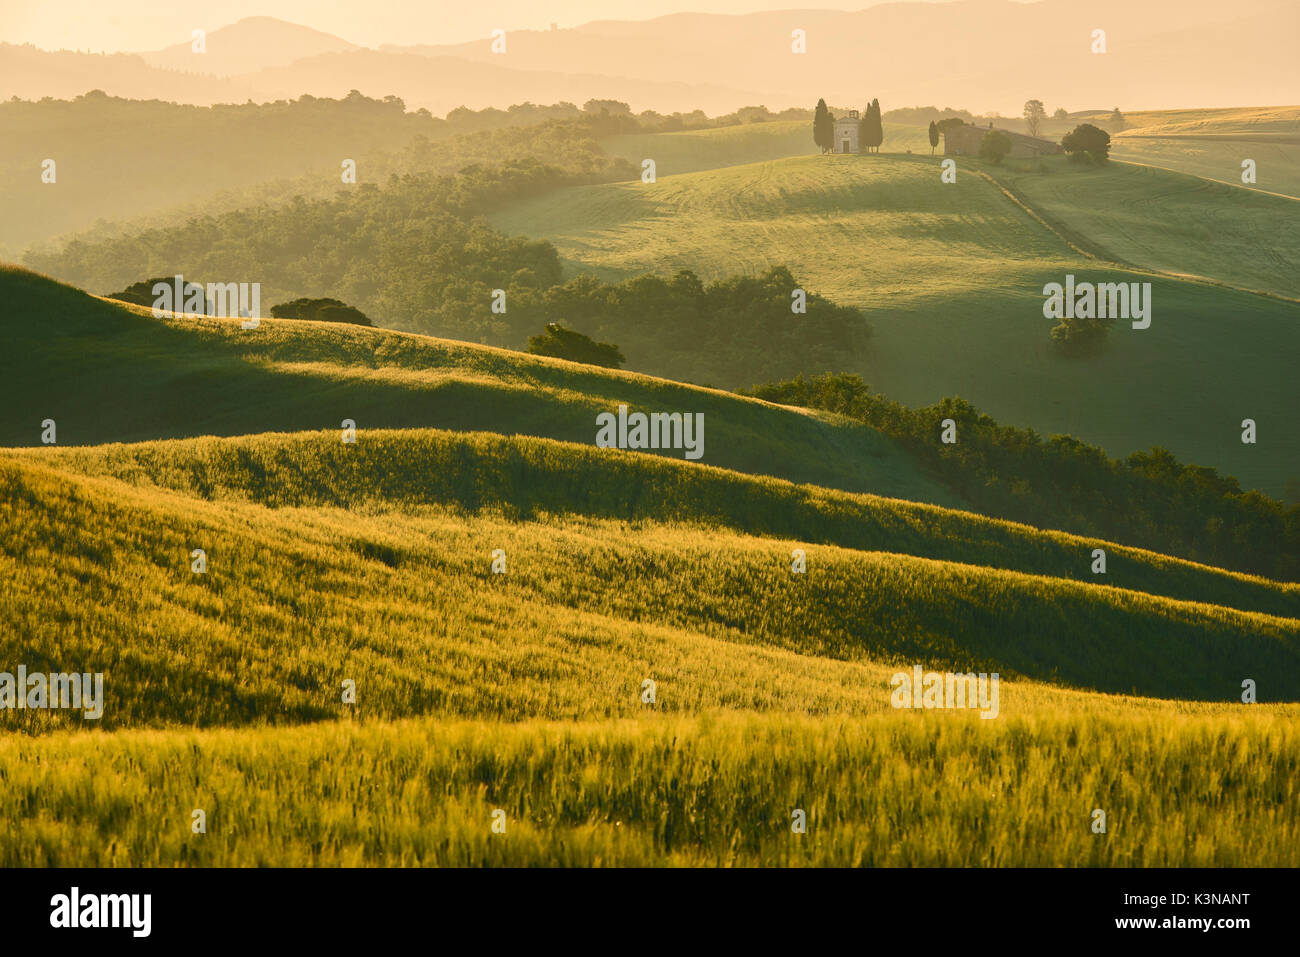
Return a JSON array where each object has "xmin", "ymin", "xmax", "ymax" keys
[
  {"xmin": 868, "ymin": 98, "xmax": 884, "ymax": 152},
  {"xmin": 813, "ymin": 98, "xmax": 834, "ymax": 153}
]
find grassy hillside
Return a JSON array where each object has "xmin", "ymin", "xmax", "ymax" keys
[
  {"xmin": 5, "ymin": 267, "xmax": 1300, "ymax": 866},
  {"xmin": 20, "ymin": 141, "xmax": 869, "ymax": 387},
  {"xmin": 0, "ymin": 265, "xmax": 950, "ymax": 505},
  {"xmin": 601, "ymin": 120, "xmax": 933, "ymax": 176},
  {"xmin": 603, "ymin": 120, "xmax": 812, "ymax": 176},
  {"xmin": 492, "ymin": 153, "xmax": 1071, "ymax": 303},
  {"xmin": 8, "ymin": 264, "xmax": 1293, "ymax": 579},
  {"xmin": 1109, "ymin": 106, "xmax": 1300, "ymax": 199},
  {"xmin": 1119, "ymin": 106, "xmax": 1300, "ymax": 135},
  {"xmin": 986, "ymin": 157, "xmax": 1300, "ymax": 299},
  {"xmin": 489, "ymin": 152, "xmax": 1300, "ymax": 498},
  {"xmin": 1111, "ymin": 139, "xmax": 1300, "ymax": 201},
  {"xmin": 3, "ymin": 426, "xmax": 1298, "ymax": 864},
  {"xmin": 23, "ymin": 430, "xmax": 1300, "ymax": 618},
  {"xmin": 4, "ymin": 427, "xmax": 1298, "ymax": 734},
  {"xmin": 600, "ymin": 108, "xmax": 1300, "ymax": 187}
]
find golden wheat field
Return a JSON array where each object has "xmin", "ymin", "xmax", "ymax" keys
[
  {"xmin": 3, "ymin": 412, "xmax": 1298, "ymax": 865},
  {"xmin": 5, "ymin": 710, "xmax": 1299, "ymax": 867}
]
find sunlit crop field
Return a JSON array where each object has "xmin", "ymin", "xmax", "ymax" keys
[{"xmin": 4, "ymin": 710, "xmax": 1298, "ymax": 867}]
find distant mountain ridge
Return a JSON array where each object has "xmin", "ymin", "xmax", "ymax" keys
[
  {"xmin": 139, "ymin": 16, "xmax": 359, "ymax": 76},
  {"xmin": 382, "ymin": 0, "xmax": 1299, "ymax": 112},
  {"xmin": 0, "ymin": 42, "xmax": 767, "ymax": 115},
  {"xmin": 2, "ymin": 0, "xmax": 1297, "ymax": 114}
]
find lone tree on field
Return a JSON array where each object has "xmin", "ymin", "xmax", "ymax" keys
[
  {"xmin": 1062, "ymin": 123, "xmax": 1111, "ymax": 163},
  {"xmin": 1053, "ymin": 106, "xmax": 1069, "ymax": 120},
  {"xmin": 1109, "ymin": 106, "xmax": 1126, "ymax": 131},
  {"xmin": 813, "ymin": 99, "xmax": 834, "ymax": 154},
  {"xmin": 979, "ymin": 129, "xmax": 1012, "ymax": 164},
  {"xmin": 928, "ymin": 120, "xmax": 939, "ymax": 155},
  {"xmin": 527, "ymin": 322, "xmax": 625, "ymax": 368},
  {"xmin": 1023, "ymin": 99, "xmax": 1046, "ymax": 138},
  {"xmin": 1051, "ymin": 313, "xmax": 1114, "ymax": 354}
]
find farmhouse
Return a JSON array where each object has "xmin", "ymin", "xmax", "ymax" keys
[
  {"xmin": 943, "ymin": 122, "xmax": 1061, "ymax": 157},
  {"xmin": 833, "ymin": 110, "xmax": 860, "ymax": 154}
]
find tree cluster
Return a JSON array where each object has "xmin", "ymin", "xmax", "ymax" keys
[
  {"xmin": 526, "ymin": 322, "xmax": 625, "ymax": 368},
  {"xmin": 741, "ymin": 374, "xmax": 1300, "ymax": 581},
  {"xmin": 270, "ymin": 297, "xmax": 371, "ymax": 326},
  {"xmin": 509, "ymin": 265, "xmax": 870, "ymax": 386},
  {"xmin": 858, "ymin": 99, "xmax": 883, "ymax": 152}
]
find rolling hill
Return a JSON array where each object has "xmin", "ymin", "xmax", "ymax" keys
[
  {"xmin": 489, "ymin": 144, "xmax": 1300, "ymax": 499},
  {"xmin": 138, "ymin": 16, "xmax": 359, "ymax": 76},
  {"xmin": 3, "ymin": 263, "xmax": 1298, "ymax": 866},
  {"xmin": 984, "ymin": 156, "xmax": 1300, "ymax": 298},
  {"xmin": 601, "ymin": 120, "xmax": 931, "ymax": 176},
  {"xmin": 0, "ymin": 265, "xmax": 950, "ymax": 504},
  {"xmin": 5, "ymin": 429, "xmax": 1298, "ymax": 862},
  {"xmin": 9, "ymin": 423, "xmax": 1300, "ymax": 736},
  {"xmin": 1119, "ymin": 105, "xmax": 1300, "ymax": 135},
  {"xmin": 1112, "ymin": 106, "xmax": 1300, "ymax": 200}
]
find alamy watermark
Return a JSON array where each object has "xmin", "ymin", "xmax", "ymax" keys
[
  {"xmin": 50, "ymin": 887, "xmax": 150, "ymax": 937},
  {"xmin": 151, "ymin": 273, "xmax": 260, "ymax": 320},
  {"xmin": 0, "ymin": 665, "xmax": 104, "ymax": 719},
  {"xmin": 1043, "ymin": 275, "xmax": 1151, "ymax": 329},
  {"xmin": 890, "ymin": 666, "xmax": 999, "ymax": 719},
  {"xmin": 596, "ymin": 404, "xmax": 704, "ymax": 460}
]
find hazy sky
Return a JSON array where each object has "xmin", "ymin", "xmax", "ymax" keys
[{"xmin": 2, "ymin": 1, "xmax": 968, "ymax": 52}]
